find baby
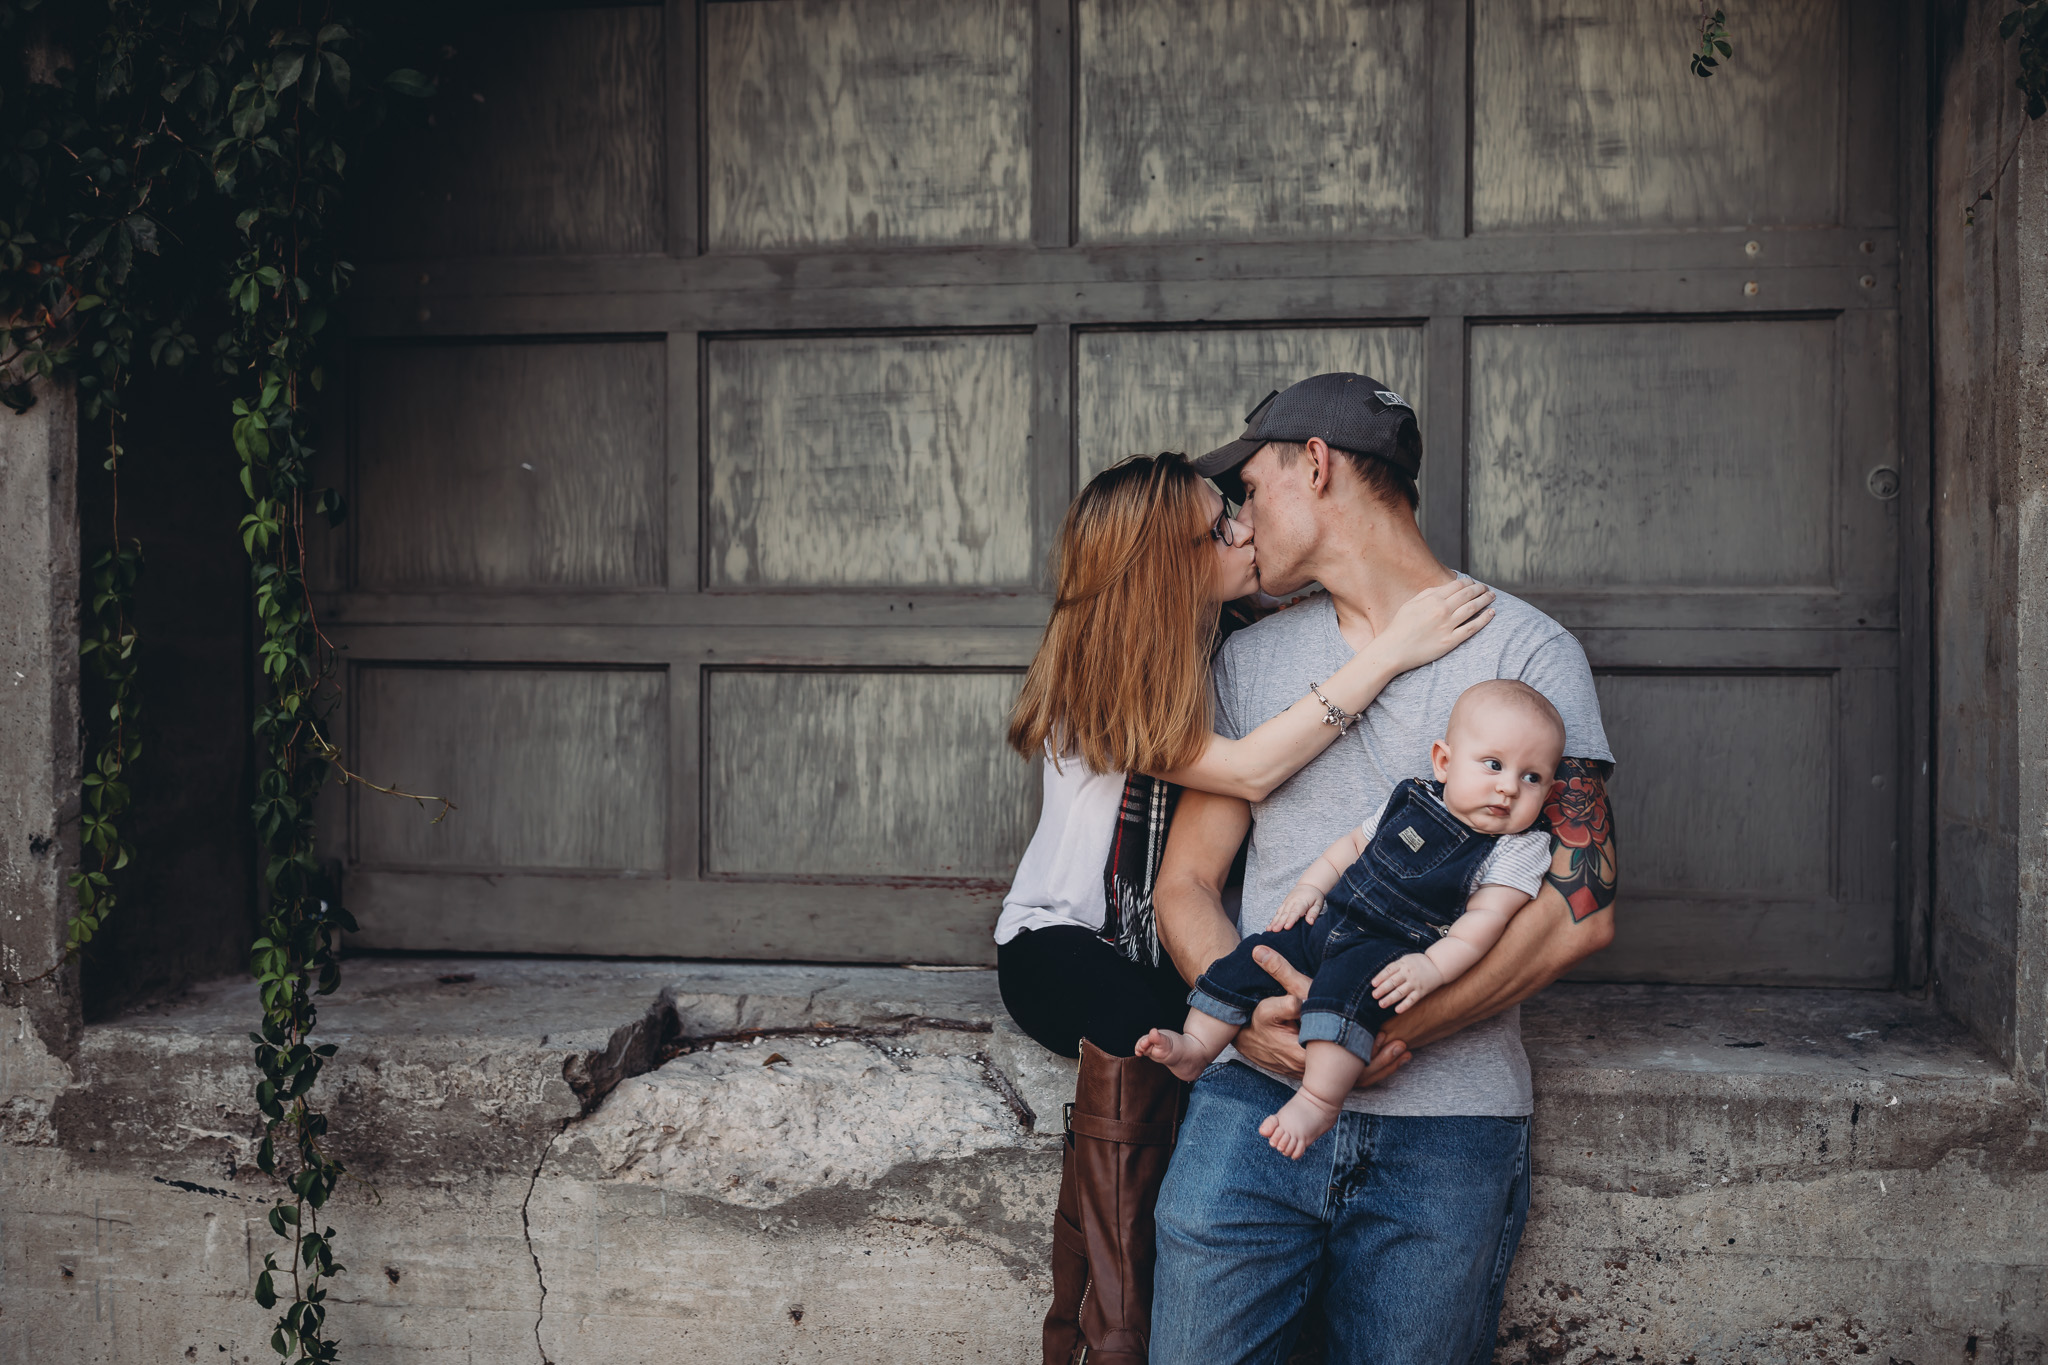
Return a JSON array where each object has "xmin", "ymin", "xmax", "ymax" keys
[{"xmin": 1138, "ymin": 678, "xmax": 1566, "ymax": 1158}]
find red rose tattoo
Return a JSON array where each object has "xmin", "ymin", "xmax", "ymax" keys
[{"xmin": 1542, "ymin": 758, "xmax": 1617, "ymax": 922}]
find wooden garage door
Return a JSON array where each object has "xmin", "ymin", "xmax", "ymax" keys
[{"xmin": 322, "ymin": 0, "xmax": 1923, "ymax": 984}]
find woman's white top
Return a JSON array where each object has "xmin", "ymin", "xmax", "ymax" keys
[{"xmin": 993, "ymin": 751, "xmax": 1125, "ymax": 945}]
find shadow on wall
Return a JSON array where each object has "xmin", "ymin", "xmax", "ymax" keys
[{"xmin": 77, "ymin": 365, "xmax": 256, "ymax": 1020}]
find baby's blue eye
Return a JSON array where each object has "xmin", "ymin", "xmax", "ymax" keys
[{"xmin": 1483, "ymin": 758, "xmax": 1502, "ymax": 771}]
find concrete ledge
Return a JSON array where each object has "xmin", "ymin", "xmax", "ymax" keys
[{"xmin": 2, "ymin": 961, "xmax": 2043, "ymax": 1363}]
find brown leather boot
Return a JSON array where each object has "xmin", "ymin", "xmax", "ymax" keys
[{"xmin": 1041, "ymin": 1039, "xmax": 1187, "ymax": 1365}]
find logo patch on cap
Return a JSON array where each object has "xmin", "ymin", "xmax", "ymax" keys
[{"xmin": 1374, "ymin": 391, "xmax": 1412, "ymax": 410}]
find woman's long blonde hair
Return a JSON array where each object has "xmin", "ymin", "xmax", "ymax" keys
[{"xmin": 1008, "ymin": 453, "xmax": 1218, "ymax": 775}]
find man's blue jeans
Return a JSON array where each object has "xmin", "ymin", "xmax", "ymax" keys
[{"xmin": 1151, "ymin": 1061, "xmax": 1531, "ymax": 1365}]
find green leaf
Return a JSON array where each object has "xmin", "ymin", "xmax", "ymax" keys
[{"xmin": 383, "ymin": 68, "xmax": 435, "ymax": 99}]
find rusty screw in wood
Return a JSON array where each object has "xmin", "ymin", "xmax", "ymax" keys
[
  {"xmin": 1860, "ymin": 240, "xmax": 1875, "ymax": 253},
  {"xmin": 416, "ymin": 307, "xmax": 432, "ymax": 324},
  {"xmin": 1744, "ymin": 240, "xmax": 1760, "ymax": 256},
  {"xmin": 1743, "ymin": 281, "xmax": 1759, "ymax": 297},
  {"xmin": 1859, "ymin": 275, "xmax": 1876, "ymax": 289}
]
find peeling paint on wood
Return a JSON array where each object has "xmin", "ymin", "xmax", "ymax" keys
[
  {"xmin": 705, "ymin": 670, "xmax": 1036, "ymax": 879},
  {"xmin": 1472, "ymin": 0, "xmax": 1843, "ymax": 231},
  {"xmin": 706, "ymin": 334, "xmax": 1035, "ymax": 588},
  {"xmin": 1079, "ymin": 0, "xmax": 1428, "ymax": 243},
  {"xmin": 1467, "ymin": 320, "xmax": 1837, "ymax": 589},
  {"xmin": 707, "ymin": 0, "xmax": 1033, "ymax": 249}
]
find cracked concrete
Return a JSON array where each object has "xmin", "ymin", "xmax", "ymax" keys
[{"xmin": 1, "ymin": 960, "xmax": 2044, "ymax": 1362}]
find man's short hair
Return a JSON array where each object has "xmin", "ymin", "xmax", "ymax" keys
[{"xmin": 1266, "ymin": 440, "xmax": 1420, "ymax": 512}]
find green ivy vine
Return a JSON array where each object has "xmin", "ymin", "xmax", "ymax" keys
[{"xmin": 0, "ymin": 3, "xmax": 431, "ymax": 1359}]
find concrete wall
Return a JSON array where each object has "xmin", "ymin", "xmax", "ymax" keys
[
  {"xmin": 2, "ymin": 963, "xmax": 2042, "ymax": 1365},
  {"xmin": 1931, "ymin": 0, "xmax": 2048, "ymax": 1095},
  {"xmin": 0, "ymin": 380, "xmax": 81, "ymax": 1060}
]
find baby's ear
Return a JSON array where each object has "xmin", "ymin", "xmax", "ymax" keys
[{"xmin": 1429, "ymin": 738, "xmax": 1451, "ymax": 779}]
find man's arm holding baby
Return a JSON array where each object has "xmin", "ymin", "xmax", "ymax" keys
[
  {"xmin": 1154, "ymin": 789, "xmax": 1367, "ymax": 1077},
  {"xmin": 1370, "ymin": 882, "xmax": 1530, "ymax": 1012},
  {"xmin": 1365, "ymin": 757, "xmax": 1618, "ymax": 1054}
]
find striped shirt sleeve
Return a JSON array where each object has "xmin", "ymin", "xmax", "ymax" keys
[{"xmin": 1467, "ymin": 828, "xmax": 1552, "ymax": 899}]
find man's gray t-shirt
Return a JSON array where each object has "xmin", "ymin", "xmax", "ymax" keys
[{"xmin": 1210, "ymin": 586, "xmax": 1612, "ymax": 1117}]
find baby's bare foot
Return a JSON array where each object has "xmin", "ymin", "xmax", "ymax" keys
[
  {"xmin": 1257, "ymin": 1089, "xmax": 1343, "ymax": 1160},
  {"xmin": 1135, "ymin": 1028, "xmax": 1211, "ymax": 1082}
]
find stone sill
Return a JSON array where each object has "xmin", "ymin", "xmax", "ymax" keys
[{"xmin": 45, "ymin": 957, "xmax": 2024, "ymax": 1193}]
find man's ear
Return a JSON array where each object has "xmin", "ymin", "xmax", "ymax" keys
[
  {"xmin": 1304, "ymin": 437, "xmax": 1333, "ymax": 495},
  {"xmin": 1430, "ymin": 739, "xmax": 1451, "ymax": 782}
]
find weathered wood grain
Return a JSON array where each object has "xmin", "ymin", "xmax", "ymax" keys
[
  {"xmin": 1596, "ymin": 672, "xmax": 1832, "ymax": 896},
  {"xmin": 358, "ymin": 8, "xmax": 664, "ymax": 258},
  {"xmin": 705, "ymin": 670, "xmax": 1038, "ymax": 878},
  {"xmin": 353, "ymin": 665, "xmax": 668, "ymax": 873},
  {"xmin": 706, "ymin": 0, "xmax": 1033, "ymax": 249},
  {"xmin": 354, "ymin": 340, "xmax": 666, "ymax": 590},
  {"xmin": 1472, "ymin": 0, "xmax": 1843, "ymax": 231},
  {"xmin": 1076, "ymin": 327, "xmax": 1425, "ymax": 482},
  {"xmin": 705, "ymin": 333, "xmax": 1035, "ymax": 587},
  {"xmin": 1564, "ymin": 896, "xmax": 1890, "ymax": 986},
  {"xmin": 1078, "ymin": 0, "xmax": 1429, "ymax": 242},
  {"xmin": 1466, "ymin": 320, "xmax": 1835, "ymax": 589},
  {"xmin": 347, "ymin": 870, "xmax": 1006, "ymax": 964}
]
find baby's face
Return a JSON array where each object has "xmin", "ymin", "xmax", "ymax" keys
[{"xmin": 1429, "ymin": 705, "xmax": 1563, "ymax": 836}]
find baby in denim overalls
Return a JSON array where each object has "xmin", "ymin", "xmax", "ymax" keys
[{"xmin": 1138, "ymin": 679, "xmax": 1567, "ymax": 1158}]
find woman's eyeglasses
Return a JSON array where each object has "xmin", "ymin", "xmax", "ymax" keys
[{"xmin": 1208, "ymin": 508, "xmax": 1249, "ymax": 548}]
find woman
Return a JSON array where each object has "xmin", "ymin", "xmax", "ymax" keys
[{"xmin": 1000, "ymin": 453, "xmax": 1492, "ymax": 1364}]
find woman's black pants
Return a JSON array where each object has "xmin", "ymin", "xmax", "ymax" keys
[{"xmin": 997, "ymin": 923, "xmax": 1191, "ymax": 1058}]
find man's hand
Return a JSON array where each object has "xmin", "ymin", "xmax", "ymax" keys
[{"xmin": 1236, "ymin": 947, "xmax": 1411, "ymax": 1085}]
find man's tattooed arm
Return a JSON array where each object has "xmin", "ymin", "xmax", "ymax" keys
[{"xmin": 1544, "ymin": 757, "xmax": 1617, "ymax": 923}]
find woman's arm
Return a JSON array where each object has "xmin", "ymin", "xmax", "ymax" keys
[{"xmin": 1152, "ymin": 580, "xmax": 1495, "ymax": 801}]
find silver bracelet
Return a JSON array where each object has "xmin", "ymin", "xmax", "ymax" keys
[{"xmin": 1308, "ymin": 680, "xmax": 1356, "ymax": 735}]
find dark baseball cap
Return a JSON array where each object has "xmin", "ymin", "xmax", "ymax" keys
[{"xmin": 1193, "ymin": 372, "xmax": 1420, "ymax": 498}]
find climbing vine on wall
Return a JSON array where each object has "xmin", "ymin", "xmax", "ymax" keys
[{"xmin": 0, "ymin": 2, "xmax": 432, "ymax": 1359}]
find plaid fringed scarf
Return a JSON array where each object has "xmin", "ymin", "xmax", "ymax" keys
[
  {"xmin": 1095, "ymin": 597, "xmax": 1277, "ymax": 967},
  {"xmin": 1101, "ymin": 773, "xmax": 1180, "ymax": 967}
]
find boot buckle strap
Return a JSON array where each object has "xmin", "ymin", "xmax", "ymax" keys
[{"xmin": 1067, "ymin": 1111, "xmax": 1178, "ymax": 1145}]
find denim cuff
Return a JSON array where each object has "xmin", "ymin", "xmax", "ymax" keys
[
  {"xmin": 1298, "ymin": 1008, "xmax": 1377, "ymax": 1063},
  {"xmin": 1187, "ymin": 986, "xmax": 1252, "ymax": 1028}
]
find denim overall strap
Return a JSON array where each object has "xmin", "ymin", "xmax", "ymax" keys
[{"xmin": 1328, "ymin": 778, "xmax": 1498, "ymax": 948}]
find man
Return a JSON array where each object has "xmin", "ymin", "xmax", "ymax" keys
[{"xmin": 1149, "ymin": 374, "xmax": 1619, "ymax": 1365}]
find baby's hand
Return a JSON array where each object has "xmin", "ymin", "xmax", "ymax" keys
[
  {"xmin": 1269, "ymin": 883, "xmax": 1324, "ymax": 932},
  {"xmin": 1371, "ymin": 954, "xmax": 1444, "ymax": 1013}
]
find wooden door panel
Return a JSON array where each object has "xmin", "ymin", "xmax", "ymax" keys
[
  {"xmin": 1472, "ymin": 0, "xmax": 1843, "ymax": 231},
  {"xmin": 705, "ymin": 669, "xmax": 1036, "ymax": 880},
  {"xmin": 705, "ymin": 333, "xmax": 1036, "ymax": 588},
  {"xmin": 1077, "ymin": 327, "xmax": 1426, "ymax": 482},
  {"xmin": 706, "ymin": 0, "xmax": 1033, "ymax": 250},
  {"xmin": 356, "ymin": 7, "xmax": 664, "ymax": 258},
  {"xmin": 353, "ymin": 665, "xmax": 668, "ymax": 874},
  {"xmin": 1595, "ymin": 672, "xmax": 1833, "ymax": 896},
  {"xmin": 1567, "ymin": 897, "xmax": 1892, "ymax": 986},
  {"xmin": 328, "ymin": 0, "xmax": 1915, "ymax": 982},
  {"xmin": 1467, "ymin": 319, "xmax": 1838, "ymax": 590},
  {"xmin": 354, "ymin": 340, "xmax": 666, "ymax": 591},
  {"xmin": 345, "ymin": 871, "xmax": 1005, "ymax": 963},
  {"xmin": 1078, "ymin": 0, "xmax": 1429, "ymax": 243}
]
